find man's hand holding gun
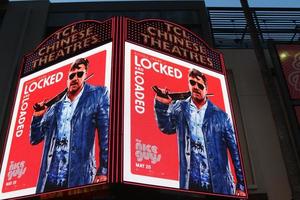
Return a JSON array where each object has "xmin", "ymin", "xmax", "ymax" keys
[{"xmin": 33, "ymin": 101, "xmax": 48, "ymax": 117}]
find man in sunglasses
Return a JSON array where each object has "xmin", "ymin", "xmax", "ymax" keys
[
  {"xmin": 154, "ymin": 68, "xmax": 246, "ymax": 196},
  {"xmin": 30, "ymin": 58, "xmax": 109, "ymax": 193}
]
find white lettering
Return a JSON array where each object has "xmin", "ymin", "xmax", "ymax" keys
[
  {"xmin": 134, "ymin": 66, "xmax": 145, "ymax": 114},
  {"xmin": 24, "ymin": 72, "xmax": 63, "ymax": 94},
  {"xmin": 135, "ymin": 139, "xmax": 162, "ymax": 164},
  {"xmin": 16, "ymin": 95, "xmax": 29, "ymax": 138},
  {"xmin": 134, "ymin": 55, "xmax": 182, "ymax": 79}
]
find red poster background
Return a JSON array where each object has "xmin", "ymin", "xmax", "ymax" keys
[
  {"xmin": 129, "ymin": 50, "xmax": 225, "ymax": 180},
  {"xmin": 1, "ymin": 50, "xmax": 107, "ymax": 193}
]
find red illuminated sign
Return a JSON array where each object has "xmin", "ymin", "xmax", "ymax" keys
[
  {"xmin": 123, "ymin": 19, "xmax": 247, "ymax": 199},
  {"xmin": 276, "ymin": 44, "xmax": 300, "ymax": 99},
  {"xmin": 0, "ymin": 20, "xmax": 112, "ymax": 199}
]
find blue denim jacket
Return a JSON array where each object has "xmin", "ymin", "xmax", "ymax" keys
[
  {"xmin": 154, "ymin": 98, "xmax": 245, "ymax": 195},
  {"xmin": 30, "ymin": 84, "xmax": 109, "ymax": 193}
]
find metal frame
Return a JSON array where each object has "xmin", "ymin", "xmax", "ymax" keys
[
  {"xmin": 208, "ymin": 7, "xmax": 300, "ymax": 48},
  {"xmin": 46, "ymin": 1, "xmax": 213, "ymax": 46}
]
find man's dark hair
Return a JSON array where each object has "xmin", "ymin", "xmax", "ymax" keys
[
  {"xmin": 70, "ymin": 58, "xmax": 89, "ymax": 70},
  {"xmin": 188, "ymin": 68, "xmax": 207, "ymax": 86}
]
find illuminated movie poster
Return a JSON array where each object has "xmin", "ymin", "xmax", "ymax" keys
[
  {"xmin": 0, "ymin": 43, "xmax": 112, "ymax": 199},
  {"xmin": 123, "ymin": 42, "xmax": 246, "ymax": 198}
]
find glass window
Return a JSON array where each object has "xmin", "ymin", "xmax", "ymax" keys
[{"xmin": 46, "ymin": 1, "xmax": 211, "ymax": 43}]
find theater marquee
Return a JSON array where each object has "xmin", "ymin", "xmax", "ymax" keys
[{"xmin": 0, "ymin": 17, "xmax": 247, "ymax": 199}]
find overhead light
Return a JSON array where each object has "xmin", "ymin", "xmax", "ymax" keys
[{"xmin": 279, "ymin": 52, "xmax": 288, "ymax": 60}]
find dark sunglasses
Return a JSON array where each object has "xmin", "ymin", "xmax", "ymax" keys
[
  {"xmin": 69, "ymin": 71, "xmax": 85, "ymax": 80},
  {"xmin": 189, "ymin": 80, "xmax": 205, "ymax": 90}
]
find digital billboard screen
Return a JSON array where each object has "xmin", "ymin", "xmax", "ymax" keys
[
  {"xmin": 123, "ymin": 42, "xmax": 247, "ymax": 198},
  {"xmin": 0, "ymin": 43, "xmax": 112, "ymax": 199}
]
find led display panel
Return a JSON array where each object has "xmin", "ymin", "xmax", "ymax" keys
[
  {"xmin": 123, "ymin": 19, "xmax": 247, "ymax": 199},
  {"xmin": 0, "ymin": 20, "xmax": 112, "ymax": 199}
]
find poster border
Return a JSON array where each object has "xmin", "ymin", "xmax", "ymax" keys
[{"xmin": 123, "ymin": 41, "xmax": 236, "ymax": 191}]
